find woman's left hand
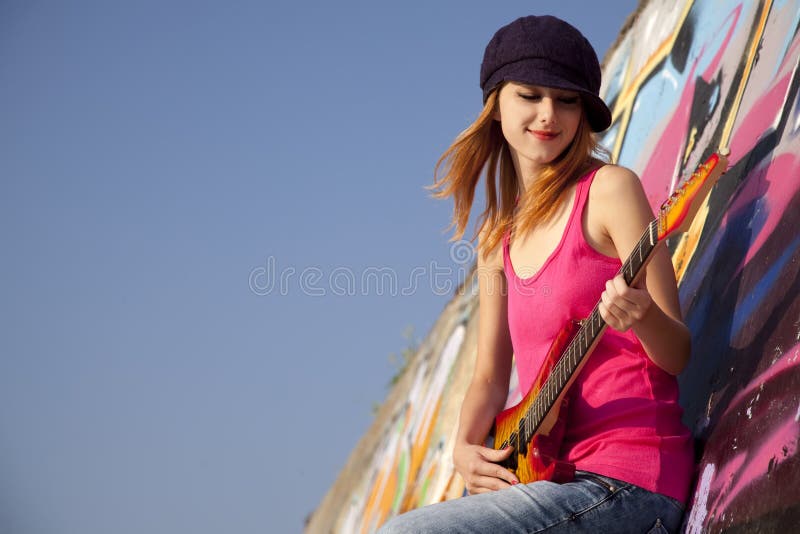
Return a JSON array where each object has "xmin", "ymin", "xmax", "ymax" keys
[{"xmin": 599, "ymin": 273, "xmax": 652, "ymax": 332}]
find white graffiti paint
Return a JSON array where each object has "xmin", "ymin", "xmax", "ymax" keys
[{"xmin": 686, "ymin": 463, "xmax": 715, "ymax": 534}]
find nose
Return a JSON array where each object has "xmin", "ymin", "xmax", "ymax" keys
[{"xmin": 538, "ymin": 97, "xmax": 557, "ymax": 123}]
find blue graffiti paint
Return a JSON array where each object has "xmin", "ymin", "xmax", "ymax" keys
[{"xmin": 730, "ymin": 235, "xmax": 800, "ymax": 336}]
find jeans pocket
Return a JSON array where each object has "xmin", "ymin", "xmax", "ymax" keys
[
  {"xmin": 575, "ymin": 472, "xmax": 619, "ymax": 494},
  {"xmin": 646, "ymin": 518, "xmax": 669, "ymax": 533}
]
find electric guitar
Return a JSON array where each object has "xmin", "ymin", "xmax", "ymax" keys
[{"xmin": 492, "ymin": 148, "xmax": 730, "ymax": 484}]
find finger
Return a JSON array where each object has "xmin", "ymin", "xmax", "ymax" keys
[
  {"xmin": 599, "ymin": 296, "xmax": 628, "ymax": 331},
  {"xmin": 475, "ymin": 458, "xmax": 519, "ymax": 485},
  {"xmin": 478, "ymin": 445, "xmax": 514, "ymax": 463},
  {"xmin": 612, "ymin": 275, "xmax": 646, "ymax": 311},
  {"xmin": 611, "ymin": 274, "xmax": 631, "ymax": 297},
  {"xmin": 601, "ymin": 289, "xmax": 629, "ymax": 318},
  {"xmin": 607, "ymin": 277, "xmax": 642, "ymax": 313},
  {"xmin": 614, "ymin": 274, "xmax": 653, "ymax": 308},
  {"xmin": 611, "ymin": 275, "xmax": 653, "ymax": 320},
  {"xmin": 605, "ymin": 280, "xmax": 632, "ymax": 318},
  {"xmin": 467, "ymin": 484, "xmax": 496, "ymax": 495},
  {"xmin": 605, "ymin": 278, "xmax": 618, "ymax": 299},
  {"xmin": 477, "ymin": 447, "xmax": 520, "ymax": 484},
  {"xmin": 469, "ymin": 475, "xmax": 513, "ymax": 494},
  {"xmin": 598, "ymin": 301, "xmax": 615, "ymax": 328},
  {"xmin": 498, "ymin": 468, "xmax": 520, "ymax": 485}
]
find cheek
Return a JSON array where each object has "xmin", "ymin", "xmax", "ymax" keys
[
  {"xmin": 572, "ymin": 109, "xmax": 584, "ymax": 128},
  {"xmin": 497, "ymin": 107, "xmax": 523, "ymax": 139},
  {"xmin": 499, "ymin": 120, "xmax": 519, "ymax": 148},
  {"xmin": 499, "ymin": 110, "xmax": 536, "ymax": 142},
  {"xmin": 563, "ymin": 112, "xmax": 583, "ymax": 140}
]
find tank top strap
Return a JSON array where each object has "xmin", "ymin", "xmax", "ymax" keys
[
  {"xmin": 575, "ymin": 167, "xmax": 600, "ymax": 217},
  {"xmin": 503, "ymin": 166, "xmax": 602, "ymax": 243},
  {"xmin": 570, "ymin": 166, "xmax": 602, "ymax": 231}
]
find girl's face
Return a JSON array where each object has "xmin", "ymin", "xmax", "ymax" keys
[{"xmin": 496, "ymin": 82, "xmax": 583, "ymax": 174}]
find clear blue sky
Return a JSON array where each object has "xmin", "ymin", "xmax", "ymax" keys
[{"xmin": 1, "ymin": 1, "xmax": 637, "ymax": 532}]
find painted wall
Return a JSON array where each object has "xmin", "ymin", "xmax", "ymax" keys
[{"xmin": 308, "ymin": 0, "xmax": 800, "ymax": 531}]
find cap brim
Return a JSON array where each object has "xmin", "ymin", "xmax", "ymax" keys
[{"xmin": 483, "ymin": 64, "xmax": 612, "ymax": 132}]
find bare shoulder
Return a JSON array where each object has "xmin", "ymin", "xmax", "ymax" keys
[
  {"xmin": 476, "ymin": 225, "xmax": 505, "ymax": 273},
  {"xmin": 591, "ymin": 164, "xmax": 645, "ymax": 200},
  {"xmin": 591, "ymin": 164, "xmax": 653, "ymax": 221},
  {"xmin": 586, "ymin": 164, "xmax": 655, "ymax": 259}
]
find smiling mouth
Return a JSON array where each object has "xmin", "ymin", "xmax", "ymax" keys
[{"xmin": 530, "ymin": 130, "xmax": 560, "ymax": 140}]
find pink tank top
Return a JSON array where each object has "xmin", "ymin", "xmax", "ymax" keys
[{"xmin": 502, "ymin": 169, "xmax": 694, "ymax": 504}]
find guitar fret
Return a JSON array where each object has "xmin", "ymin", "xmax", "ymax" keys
[{"xmin": 650, "ymin": 220, "xmax": 657, "ymax": 245}]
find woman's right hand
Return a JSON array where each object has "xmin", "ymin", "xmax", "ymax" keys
[{"xmin": 453, "ymin": 442, "xmax": 520, "ymax": 494}]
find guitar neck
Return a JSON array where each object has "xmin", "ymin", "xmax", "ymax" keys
[{"xmin": 519, "ymin": 218, "xmax": 660, "ymax": 443}]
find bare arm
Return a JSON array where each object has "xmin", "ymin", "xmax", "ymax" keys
[
  {"xmin": 588, "ymin": 165, "xmax": 691, "ymax": 375},
  {"xmin": 452, "ymin": 232, "xmax": 519, "ymax": 493}
]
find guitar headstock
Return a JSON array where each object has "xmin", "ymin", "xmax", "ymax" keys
[{"xmin": 657, "ymin": 148, "xmax": 730, "ymax": 240}]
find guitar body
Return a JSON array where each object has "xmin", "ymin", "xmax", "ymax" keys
[{"xmin": 493, "ymin": 321, "xmax": 578, "ymax": 484}]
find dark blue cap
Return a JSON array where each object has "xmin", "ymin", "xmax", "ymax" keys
[{"xmin": 480, "ymin": 15, "xmax": 612, "ymax": 132}]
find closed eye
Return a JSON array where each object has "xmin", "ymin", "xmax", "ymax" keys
[{"xmin": 517, "ymin": 92, "xmax": 579, "ymax": 105}]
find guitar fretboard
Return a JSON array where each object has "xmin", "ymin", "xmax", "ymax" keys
[{"xmin": 517, "ymin": 218, "xmax": 660, "ymax": 444}]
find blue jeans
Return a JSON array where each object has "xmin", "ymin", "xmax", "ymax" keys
[{"xmin": 377, "ymin": 471, "xmax": 685, "ymax": 533}]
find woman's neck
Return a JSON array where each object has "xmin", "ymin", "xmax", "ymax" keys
[
  {"xmin": 515, "ymin": 165, "xmax": 544, "ymax": 196},
  {"xmin": 511, "ymin": 155, "xmax": 545, "ymax": 195},
  {"xmin": 516, "ymin": 157, "xmax": 599, "ymax": 196}
]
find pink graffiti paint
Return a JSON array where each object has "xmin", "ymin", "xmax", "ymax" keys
[
  {"xmin": 719, "ymin": 152, "xmax": 800, "ymax": 272},
  {"xmin": 722, "ymin": 343, "xmax": 800, "ymax": 414},
  {"xmin": 716, "ymin": 417, "xmax": 798, "ymax": 513},
  {"xmin": 704, "ymin": 451, "xmax": 747, "ymax": 520},
  {"xmin": 689, "ymin": 345, "xmax": 800, "ymax": 529},
  {"xmin": 741, "ymin": 153, "xmax": 800, "ymax": 266}
]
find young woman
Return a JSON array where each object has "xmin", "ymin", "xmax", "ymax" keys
[{"xmin": 379, "ymin": 15, "xmax": 693, "ymax": 534}]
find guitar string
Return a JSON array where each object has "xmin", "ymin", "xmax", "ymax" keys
[{"xmin": 518, "ymin": 218, "xmax": 659, "ymax": 441}]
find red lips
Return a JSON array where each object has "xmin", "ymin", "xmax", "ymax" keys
[{"xmin": 530, "ymin": 130, "xmax": 560, "ymax": 140}]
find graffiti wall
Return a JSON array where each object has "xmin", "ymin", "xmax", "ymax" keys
[
  {"xmin": 307, "ymin": 0, "xmax": 800, "ymax": 531},
  {"xmin": 307, "ymin": 277, "xmax": 480, "ymax": 532}
]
